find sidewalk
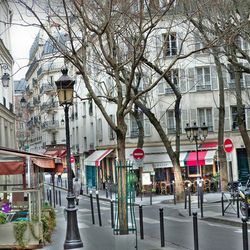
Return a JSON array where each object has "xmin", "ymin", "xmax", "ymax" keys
[{"xmin": 43, "ymin": 183, "xmax": 244, "ymax": 249}]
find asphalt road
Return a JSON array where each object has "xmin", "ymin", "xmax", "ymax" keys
[{"xmin": 43, "ymin": 185, "xmax": 248, "ymax": 250}]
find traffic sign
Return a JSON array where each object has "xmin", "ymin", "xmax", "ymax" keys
[
  {"xmin": 224, "ymin": 138, "xmax": 234, "ymax": 153},
  {"xmin": 133, "ymin": 148, "xmax": 145, "ymax": 160},
  {"xmin": 70, "ymin": 155, "xmax": 75, "ymax": 163}
]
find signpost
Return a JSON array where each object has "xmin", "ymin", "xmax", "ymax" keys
[
  {"xmin": 224, "ymin": 138, "xmax": 234, "ymax": 153},
  {"xmin": 133, "ymin": 148, "xmax": 145, "ymax": 160},
  {"xmin": 224, "ymin": 138, "xmax": 234, "ymax": 183}
]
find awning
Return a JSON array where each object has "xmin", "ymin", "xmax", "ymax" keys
[
  {"xmin": 200, "ymin": 142, "xmax": 218, "ymax": 149},
  {"xmin": 153, "ymin": 152, "xmax": 188, "ymax": 168},
  {"xmin": 31, "ymin": 158, "xmax": 55, "ymax": 169},
  {"xmin": 84, "ymin": 149, "xmax": 114, "ymax": 167},
  {"xmin": 205, "ymin": 150, "xmax": 216, "ymax": 165},
  {"xmin": 186, "ymin": 151, "xmax": 207, "ymax": 167},
  {"xmin": 0, "ymin": 161, "xmax": 25, "ymax": 175}
]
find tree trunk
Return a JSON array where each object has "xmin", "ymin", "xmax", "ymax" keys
[{"xmin": 116, "ymin": 124, "xmax": 128, "ymax": 234}]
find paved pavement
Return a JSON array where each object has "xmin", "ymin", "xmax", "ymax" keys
[{"xmin": 42, "ymin": 183, "xmax": 244, "ymax": 250}]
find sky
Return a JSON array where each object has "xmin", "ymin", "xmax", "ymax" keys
[{"xmin": 10, "ymin": 4, "xmax": 40, "ymax": 81}]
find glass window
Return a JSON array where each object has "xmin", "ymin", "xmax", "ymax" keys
[
  {"xmin": 163, "ymin": 32, "xmax": 177, "ymax": 57},
  {"xmin": 198, "ymin": 108, "xmax": 213, "ymax": 131}
]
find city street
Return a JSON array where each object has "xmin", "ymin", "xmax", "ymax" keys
[{"xmin": 43, "ymin": 183, "xmax": 248, "ymax": 250}]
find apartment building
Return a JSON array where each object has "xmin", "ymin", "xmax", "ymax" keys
[
  {"xmin": 22, "ymin": 1, "xmax": 250, "ymax": 190},
  {"xmin": 0, "ymin": 1, "xmax": 15, "ymax": 148}
]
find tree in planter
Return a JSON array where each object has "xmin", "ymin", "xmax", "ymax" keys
[{"xmin": 0, "ymin": 212, "xmax": 7, "ymax": 224}]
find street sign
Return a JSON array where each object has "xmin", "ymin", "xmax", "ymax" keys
[
  {"xmin": 70, "ymin": 155, "xmax": 75, "ymax": 163},
  {"xmin": 132, "ymin": 148, "xmax": 145, "ymax": 160},
  {"xmin": 224, "ymin": 138, "xmax": 234, "ymax": 153}
]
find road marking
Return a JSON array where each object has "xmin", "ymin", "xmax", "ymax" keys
[
  {"xmin": 78, "ymin": 208, "xmax": 91, "ymax": 213},
  {"xmin": 78, "ymin": 222, "xmax": 90, "ymax": 229},
  {"xmin": 135, "ymin": 217, "xmax": 159, "ymax": 224},
  {"xmin": 164, "ymin": 216, "xmax": 190, "ymax": 222},
  {"xmin": 234, "ymin": 229, "xmax": 250, "ymax": 233}
]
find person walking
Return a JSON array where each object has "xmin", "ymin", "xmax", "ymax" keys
[{"xmin": 73, "ymin": 178, "xmax": 81, "ymax": 205}]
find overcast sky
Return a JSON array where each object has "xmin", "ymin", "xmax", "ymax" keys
[{"xmin": 10, "ymin": 3, "xmax": 40, "ymax": 81}]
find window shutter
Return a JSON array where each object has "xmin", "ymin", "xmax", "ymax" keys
[
  {"xmin": 211, "ymin": 66, "xmax": 218, "ymax": 90},
  {"xmin": 158, "ymin": 79, "xmax": 165, "ymax": 94},
  {"xmin": 177, "ymin": 32, "xmax": 184, "ymax": 55},
  {"xmin": 247, "ymin": 108, "xmax": 250, "ymax": 130},
  {"xmin": 224, "ymin": 107, "xmax": 230, "ymax": 131},
  {"xmin": 155, "ymin": 35, "xmax": 162, "ymax": 58},
  {"xmin": 144, "ymin": 116, "xmax": 151, "ymax": 136},
  {"xmin": 125, "ymin": 115, "xmax": 130, "ymax": 137},
  {"xmin": 179, "ymin": 69, "xmax": 187, "ymax": 93},
  {"xmin": 181, "ymin": 109, "xmax": 188, "ymax": 133},
  {"xmin": 213, "ymin": 107, "xmax": 219, "ymax": 132},
  {"xmin": 244, "ymin": 63, "xmax": 250, "ymax": 87},
  {"xmin": 188, "ymin": 68, "xmax": 195, "ymax": 92},
  {"xmin": 222, "ymin": 65, "xmax": 228, "ymax": 89},
  {"xmin": 190, "ymin": 109, "xmax": 197, "ymax": 123}
]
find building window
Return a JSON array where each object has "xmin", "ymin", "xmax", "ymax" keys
[
  {"xmin": 163, "ymin": 32, "xmax": 177, "ymax": 57},
  {"xmin": 97, "ymin": 118, "xmax": 103, "ymax": 141},
  {"xmin": 89, "ymin": 99, "xmax": 93, "ymax": 116},
  {"xmin": 129, "ymin": 113, "xmax": 151, "ymax": 138},
  {"xmin": 231, "ymin": 106, "xmax": 245, "ymax": 130},
  {"xmin": 196, "ymin": 67, "xmax": 211, "ymax": 91},
  {"xmin": 228, "ymin": 64, "xmax": 243, "ymax": 88},
  {"xmin": 166, "ymin": 110, "xmax": 176, "ymax": 134},
  {"xmin": 198, "ymin": 108, "xmax": 213, "ymax": 132}
]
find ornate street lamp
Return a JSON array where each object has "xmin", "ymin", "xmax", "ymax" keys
[
  {"xmin": 1, "ymin": 63, "xmax": 10, "ymax": 87},
  {"xmin": 185, "ymin": 122, "xmax": 208, "ymax": 178},
  {"xmin": 55, "ymin": 68, "xmax": 83, "ymax": 249},
  {"xmin": 20, "ymin": 96, "xmax": 27, "ymax": 108}
]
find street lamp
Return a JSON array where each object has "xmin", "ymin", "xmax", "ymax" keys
[
  {"xmin": 185, "ymin": 122, "xmax": 208, "ymax": 179},
  {"xmin": 0, "ymin": 63, "xmax": 10, "ymax": 87},
  {"xmin": 55, "ymin": 68, "xmax": 83, "ymax": 249}
]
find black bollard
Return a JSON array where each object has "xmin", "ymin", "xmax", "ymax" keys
[
  {"xmin": 47, "ymin": 189, "xmax": 49, "ymax": 201},
  {"xmin": 55, "ymin": 190, "xmax": 58, "ymax": 205},
  {"xmin": 236, "ymin": 195, "xmax": 240, "ymax": 218},
  {"xmin": 65, "ymin": 179, "xmax": 67, "ymax": 189},
  {"xmin": 245, "ymin": 196, "xmax": 249, "ymax": 220},
  {"xmin": 193, "ymin": 212, "xmax": 199, "ymax": 250},
  {"xmin": 159, "ymin": 208, "xmax": 165, "ymax": 247},
  {"xmin": 184, "ymin": 189, "xmax": 187, "ymax": 209},
  {"xmin": 90, "ymin": 191, "xmax": 95, "ymax": 224},
  {"xmin": 200, "ymin": 188, "xmax": 203, "ymax": 218},
  {"xmin": 59, "ymin": 190, "xmax": 61, "ymax": 206},
  {"xmin": 150, "ymin": 191, "xmax": 152, "ymax": 205},
  {"xmin": 86, "ymin": 184, "xmax": 89, "ymax": 195},
  {"xmin": 49, "ymin": 189, "xmax": 52, "ymax": 207},
  {"xmin": 242, "ymin": 217, "xmax": 249, "ymax": 250},
  {"xmin": 173, "ymin": 181, "xmax": 176, "ymax": 205},
  {"xmin": 110, "ymin": 200, "xmax": 114, "ymax": 228},
  {"xmin": 197, "ymin": 185, "xmax": 200, "ymax": 209},
  {"xmin": 105, "ymin": 186, "xmax": 108, "ymax": 198},
  {"xmin": 139, "ymin": 205, "xmax": 144, "ymax": 240},
  {"xmin": 188, "ymin": 189, "xmax": 191, "ymax": 216},
  {"xmin": 221, "ymin": 192, "xmax": 224, "ymax": 216},
  {"xmin": 96, "ymin": 191, "xmax": 102, "ymax": 227}
]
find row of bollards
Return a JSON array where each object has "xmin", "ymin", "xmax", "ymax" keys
[{"xmin": 47, "ymin": 188, "xmax": 62, "ymax": 207}]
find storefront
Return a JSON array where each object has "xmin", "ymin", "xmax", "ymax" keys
[{"xmin": 84, "ymin": 149, "xmax": 114, "ymax": 189}]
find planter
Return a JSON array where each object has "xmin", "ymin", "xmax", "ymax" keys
[{"xmin": 0, "ymin": 221, "xmax": 43, "ymax": 249}]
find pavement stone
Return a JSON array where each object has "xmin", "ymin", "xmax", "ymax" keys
[{"xmin": 43, "ymin": 183, "xmax": 245, "ymax": 250}]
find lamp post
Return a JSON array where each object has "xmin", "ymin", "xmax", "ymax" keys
[
  {"xmin": 55, "ymin": 68, "xmax": 83, "ymax": 249},
  {"xmin": 185, "ymin": 122, "xmax": 208, "ymax": 180},
  {"xmin": 1, "ymin": 63, "xmax": 10, "ymax": 87}
]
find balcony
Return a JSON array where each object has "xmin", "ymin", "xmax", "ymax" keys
[
  {"xmin": 42, "ymin": 120, "xmax": 59, "ymax": 131},
  {"xmin": 196, "ymin": 84, "xmax": 212, "ymax": 91},
  {"xmin": 41, "ymin": 101, "xmax": 58, "ymax": 112},
  {"xmin": 40, "ymin": 83, "xmax": 56, "ymax": 94}
]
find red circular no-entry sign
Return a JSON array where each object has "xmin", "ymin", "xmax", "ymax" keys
[
  {"xmin": 224, "ymin": 138, "xmax": 234, "ymax": 153},
  {"xmin": 70, "ymin": 155, "xmax": 75, "ymax": 163},
  {"xmin": 133, "ymin": 148, "xmax": 145, "ymax": 160}
]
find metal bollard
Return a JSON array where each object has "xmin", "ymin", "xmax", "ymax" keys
[
  {"xmin": 242, "ymin": 217, "xmax": 249, "ymax": 250},
  {"xmin": 110, "ymin": 200, "xmax": 114, "ymax": 228},
  {"xmin": 245, "ymin": 196, "xmax": 249, "ymax": 220},
  {"xmin": 221, "ymin": 192, "xmax": 224, "ymax": 216},
  {"xmin": 49, "ymin": 189, "xmax": 52, "ymax": 207},
  {"xmin": 90, "ymin": 191, "xmax": 95, "ymax": 224},
  {"xmin": 193, "ymin": 212, "xmax": 199, "ymax": 250},
  {"xmin": 47, "ymin": 189, "xmax": 49, "ymax": 201},
  {"xmin": 105, "ymin": 186, "xmax": 108, "ymax": 198},
  {"xmin": 184, "ymin": 189, "xmax": 187, "ymax": 209},
  {"xmin": 96, "ymin": 191, "xmax": 102, "ymax": 227},
  {"xmin": 173, "ymin": 181, "xmax": 176, "ymax": 205},
  {"xmin": 139, "ymin": 205, "xmax": 144, "ymax": 240},
  {"xmin": 200, "ymin": 188, "xmax": 203, "ymax": 218},
  {"xmin": 55, "ymin": 190, "xmax": 58, "ymax": 205},
  {"xmin": 236, "ymin": 195, "xmax": 240, "ymax": 218},
  {"xmin": 86, "ymin": 184, "xmax": 89, "ymax": 195},
  {"xmin": 159, "ymin": 208, "xmax": 165, "ymax": 247},
  {"xmin": 188, "ymin": 189, "xmax": 191, "ymax": 216},
  {"xmin": 59, "ymin": 190, "xmax": 61, "ymax": 206}
]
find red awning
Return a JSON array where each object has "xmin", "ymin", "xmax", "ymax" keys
[
  {"xmin": 186, "ymin": 151, "xmax": 207, "ymax": 167},
  {"xmin": 200, "ymin": 142, "xmax": 218, "ymax": 149},
  {"xmin": 31, "ymin": 158, "xmax": 55, "ymax": 169},
  {"xmin": 0, "ymin": 161, "xmax": 25, "ymax": 175},
  {"xmin": 44, "ymin": 149, "xmax": 66, "ymax": 157},
  {"xmin": 84, "ymin": 149, "xmax": 113, "ymax": 167}
]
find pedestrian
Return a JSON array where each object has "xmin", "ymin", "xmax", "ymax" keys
[
  {"xmin": 57, "ymin": 172, "xmax": 62, "ymax": 185},
  {"xmin": 73, "ymin": 178, "xmax": 81, "ymax": 205}
]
